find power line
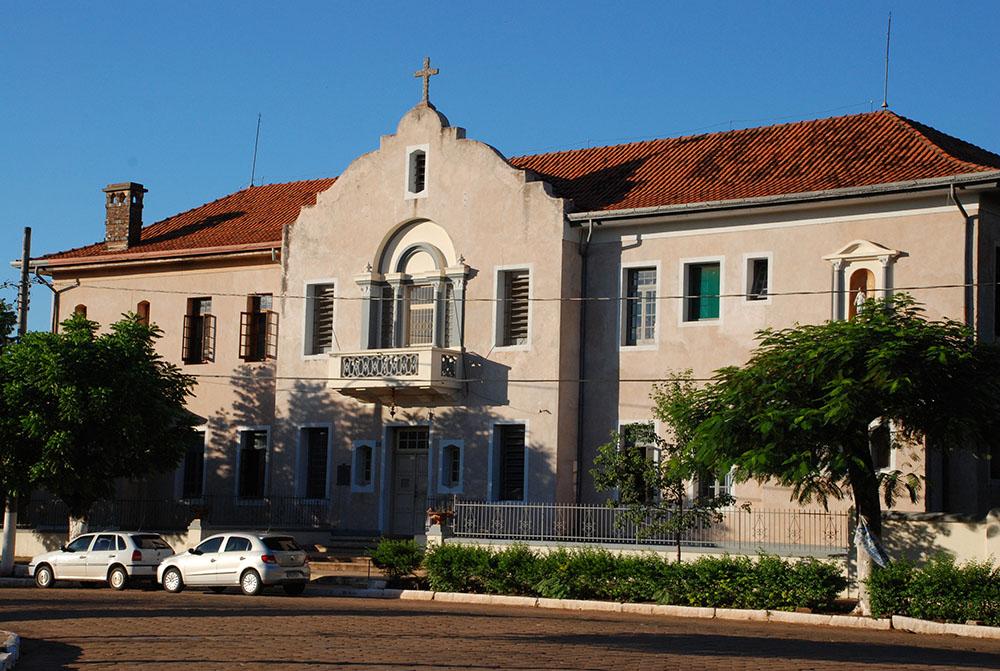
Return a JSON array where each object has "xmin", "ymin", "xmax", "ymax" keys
[{"xmin": 61, "ymin": 279, "xmax": 995, "ymax": 304}]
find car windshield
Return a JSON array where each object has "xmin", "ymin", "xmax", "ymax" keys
[
  {"xmin": 262, "ymin": 537, "xmax": 302, "ymax": 552},
  {"xmin": 132, "ymin": 534, "xmax": 171, "ymax": 550}
]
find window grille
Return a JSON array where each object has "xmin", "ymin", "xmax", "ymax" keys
[
  {"xmin": 303, "ymin": 427, "xmax": 329, "ymax": 499},
  {"xmin": 443, "ymin": 443, "xmax": 462, "ymax": 488},
  {"xmin": 238, "ymin": 430, "xmax": 268, "ymax": 499},
  {"xmin": 501, "ymin": 270, "xmax": 530, "ymax": 346},
  {"xmin": 697, "ymin": 470, "xmax": 733, "ymax": 499},
  {"xmin": 497, "ymin": 425, "xmax": 526, "ymax": 501},
  {"xmin": 378, "ymin": 285, "xmax": 395, "ymax": 348},
  {"xmin": 406, "ymin": 285, "xmax": 435, "ymax": 346},
  {"xmin": 181, "ymin": 431, "xmax": 205, "ymax": 499}
]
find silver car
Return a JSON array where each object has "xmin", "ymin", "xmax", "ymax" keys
[
  {"xmin": 29, "ymin": 532, "xmax": 175, "ymax": 590},
  {"xmin": 157, "ymin": 533, "xmax": 310, "ymax": 596}
]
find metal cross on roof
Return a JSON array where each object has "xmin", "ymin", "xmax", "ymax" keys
[{"xmin": 413, "ymin": 57, "xmax": 439, "ymax": 104}]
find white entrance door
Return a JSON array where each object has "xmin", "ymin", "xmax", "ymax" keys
[{"xmin": 390, "ymin": 428, "xmax": 429, "ymax": 536}]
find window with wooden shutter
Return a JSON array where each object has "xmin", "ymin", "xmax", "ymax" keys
[
  {"xmin": 501, "ymin": 270, "xmax": 530, "ymax": 346},
  {"xmin": 308, "ymin": 284, "xmax": 335, "ymax": 354},
  {"xmin": 497, "ymin": 424, "xmax": 526, "ymax": 501},
  {"xmin": 182, "ymin": 298, "xmax": 213, "ymax": 363},
  {"xmin": 684, "ymin": 262, "xmax": 720, "ymax": 321},
  {"xmin": 240, "ymin": 294, "xmax": 275, "ymax": 361}
]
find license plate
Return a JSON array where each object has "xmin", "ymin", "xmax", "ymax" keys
[{"xmin": 286, "ymin": 571, "xmax": 302, "ymax": 578}]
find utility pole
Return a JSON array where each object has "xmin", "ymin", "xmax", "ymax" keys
[{"xmin": 0, "ymin": 227, "xmax": 30, "ymax": 576}]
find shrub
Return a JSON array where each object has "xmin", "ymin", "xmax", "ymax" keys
[
  {"xmin": 868, "ymin": 555, "xmax": 1000, "ymax": 625},
  {"xmin": 423, "ymin": 543, "xmax": 845, "ymax": 611},
  {"xmin": 424, "ymin": 543, "xmax": 492, "ymax": 593},
  {"xmin": 370, "ymin": 538, "xmax": 425, "ymax": 583}
]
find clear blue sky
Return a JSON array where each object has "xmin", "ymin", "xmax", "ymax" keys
[{"xmin": 2, "ymin": 0, "xmax": 998, "ymax": 331}]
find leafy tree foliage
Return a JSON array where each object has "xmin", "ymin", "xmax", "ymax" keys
[
  {"xmin": 591, "ymin": 423, "xmax": 734, "ymax": 561},
  {"xmin": 0, "ymin": 312, "xmax": 198, "ymax": 517},
  {"xmin": 0, "ymin": 298, "xmax": 14, "ymax": 351},
  {"xmin": 650, "ymin": 295, "xmax": 1000, "ymax": 611}
]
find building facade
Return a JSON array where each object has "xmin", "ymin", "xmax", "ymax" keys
[{"xmin": 34, "ymin": 100, "xmax": 1000, "ymax": 536}]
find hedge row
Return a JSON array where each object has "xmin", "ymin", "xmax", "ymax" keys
[
  {"xmin": 422, "ymin": 544, "xmax": 846, "ymax": 611},
  {"xmin": 868, "ymin": 556, "xmax": 1000, "ymax": 626}
]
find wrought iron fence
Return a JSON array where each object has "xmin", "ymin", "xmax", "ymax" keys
[
  {"xmin": 10, "ymin": 495, "xmax": 335, "ymax": 532},
  {"xmin": 450, "ymin": 500, "xmax": 850, "ymax": 556}
]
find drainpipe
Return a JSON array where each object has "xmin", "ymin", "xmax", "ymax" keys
[
  {"xmin": 950, "ymin": 183, "xmax": 974, "ymax": 329},
  {"xmin": 575, "ymin": 219, "xmax": 595, "ymax": 503}
]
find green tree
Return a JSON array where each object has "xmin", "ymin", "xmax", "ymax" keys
[
  {"xmin": 650, "ymin": 295, "xmax": 1000, "ymax": 614},
  {"xmin": 0, "ymin": 298, "xmax": 14, "ymax": 351},
  {"xmin": 591, "ymin": 422, "xmax": 734, "ymax": 562},
  {"xmin": 0, "ymin": 312, "xmax": 198, "ymax": 527}
]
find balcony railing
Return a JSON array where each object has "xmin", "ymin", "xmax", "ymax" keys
[{"xmin": 329, "ymin": 345, "xmax": 463, "ymax": 403}]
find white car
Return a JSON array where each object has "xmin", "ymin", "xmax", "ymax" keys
[
  {"xmin": 157, "ymin": 533, "xmax": 310, "ymax": 596},
  {"xmin": 29, "ymin": 532, "xmax": 175, "ymax": 590}
]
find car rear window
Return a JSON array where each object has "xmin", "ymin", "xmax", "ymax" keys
[
  {"xmin": 131, "ymin": 534, "xmax": 172, "ymax": 550},
  {"xmin": 263, "ymin": 537, "xmax": 302, "ymax": 552}
]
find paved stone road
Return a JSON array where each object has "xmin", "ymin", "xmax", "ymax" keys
[{"xmin": 2, "ymin": 587, "xmax": 999, "ymax": 670}]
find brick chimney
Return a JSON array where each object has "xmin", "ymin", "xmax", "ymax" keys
[{"xmin": 103, "ymin": 182, "xmax": 147, "ymax": 251}]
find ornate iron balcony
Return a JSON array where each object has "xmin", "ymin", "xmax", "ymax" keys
[{"xmin": 329, "ymin": 345, "xmax": 463, "ymax": 403}]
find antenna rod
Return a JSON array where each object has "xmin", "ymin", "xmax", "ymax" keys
[
  {"xmin": 249, "ymin": 113, "xmax": 262, "ymax": 187},
  {"xmin": 881, "ymin": 12, "xmax": 892, "ymax": 109}
]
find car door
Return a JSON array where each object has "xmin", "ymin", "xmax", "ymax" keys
[
  {"xmin": 185, "ymin": 536, "xmax": 224, "ymax": 585},
  {"xmin": 215, "ymin": 535, "xmax": 252, "ymax": 585},
  {"xmin": 56, "ymin": 535, "xmax": 95, "ymax": 580},
  {"xmin": 86, "ymin": 534, "xmax": 120, "ymax": 579}
]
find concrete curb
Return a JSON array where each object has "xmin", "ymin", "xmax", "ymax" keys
[
  {"xmin": 318, "ymin": 588, "xmax": 901, "ymax": 633},
  {"xmin": 892, "ymin": 615, "xmax": 1000, "ymax": 640},
  {"xmin": 0, "ymin": 630, "xmax": 20, "ymax": 670}
]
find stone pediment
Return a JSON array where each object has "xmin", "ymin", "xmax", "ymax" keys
[{"xmin": 822, "ymin": 239, "xmax": 902, "ymax": 262}]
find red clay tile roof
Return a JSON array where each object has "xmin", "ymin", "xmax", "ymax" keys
[
  {"xmin": 509, "ymin": 111, "xmax": 1000, "ymax": 213},
  {"xmin": 40, "ymin": 111, "xmax": 999, "ymax": 263},
  {"xmin": 41, "ymin": 178, "xmax": 336, "ymax": 262}
]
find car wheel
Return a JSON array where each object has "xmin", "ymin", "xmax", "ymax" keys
[
  {"xmin": 283, "ymin": 583, "xmax": 305, "ymax": 596},
  {"xmin": 240, "ymin": 569, "xmax": 262, "ymax": 596},
  {"xmin": 209, "ymin": 586, "xmax": 227, "ymax": 594},
  {"xmin": 108, "ymin": 566, "xmax": 129, "ymax": 591},
  {"xmin": 34, "ymin": 564, "xmax": 54, "ymax": 589},
  {"xmin": 162, "ymin": 567, "xmax": 184, "ymax": 593}
]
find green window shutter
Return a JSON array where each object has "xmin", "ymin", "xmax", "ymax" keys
[{"xmin": 698, "ymin": 263, "xmax": 720, "ymax": 319}]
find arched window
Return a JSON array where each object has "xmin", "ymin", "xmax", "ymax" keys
[
  {"xmin": 136, "ymin": 300, "xmax": 150, "ymax": 326},
  {"xmin": 73, "ymin": 304, "xmax": 87, "ymax": 318}
]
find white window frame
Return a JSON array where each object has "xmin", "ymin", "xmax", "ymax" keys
[
  {"xmin": 487, "ymin": 420, "xmax": 530, "ymax": 502},
  {"xmin": 437, "ymin": 439, "xmax": 464, "ymax": 494},
  {"xmin": 693, "ymin": 468, "xmax": 735, "ymax": 500},
  {"xmin": 617, "ymin": 420, "xmax": 661, "ymax": 502},
  {"xmin": 678, "ymin": 255, "xmax": 725, "ymax": 326},
  {"xmin": 742, "ymin": 252, "xmax": 772, "ymax": 304},
  {"xmin": 295, "ymin": 423, "xmax": 333, "ymax": 500},
  {"xmin": 619, "ymin": 261, "xmax": 660, "ymax": 350},
  {"xmin": 870, "ymin": 418, "xmax": 898, "ymax": 473},
  {"xmin": 351, "ymin": 440, "xmax": 377, "ymax": 493},
  {"xmin": 404, "ymin": 144, "xmax": 429, "ymax": 200},
  {"xmin": 492, "ymin": 264, "xmax": 533, "ymax": 351},
  {"xmin": 234, "ymin": 426, "xmax": 271, "ymax": 503},
  {"xmin": 302, "ymin": 279, "xmax": 338, "ymax": 358},
  {"xmin": 175, "ymin": 425, "xmax": 209, "ymax": 502}
]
